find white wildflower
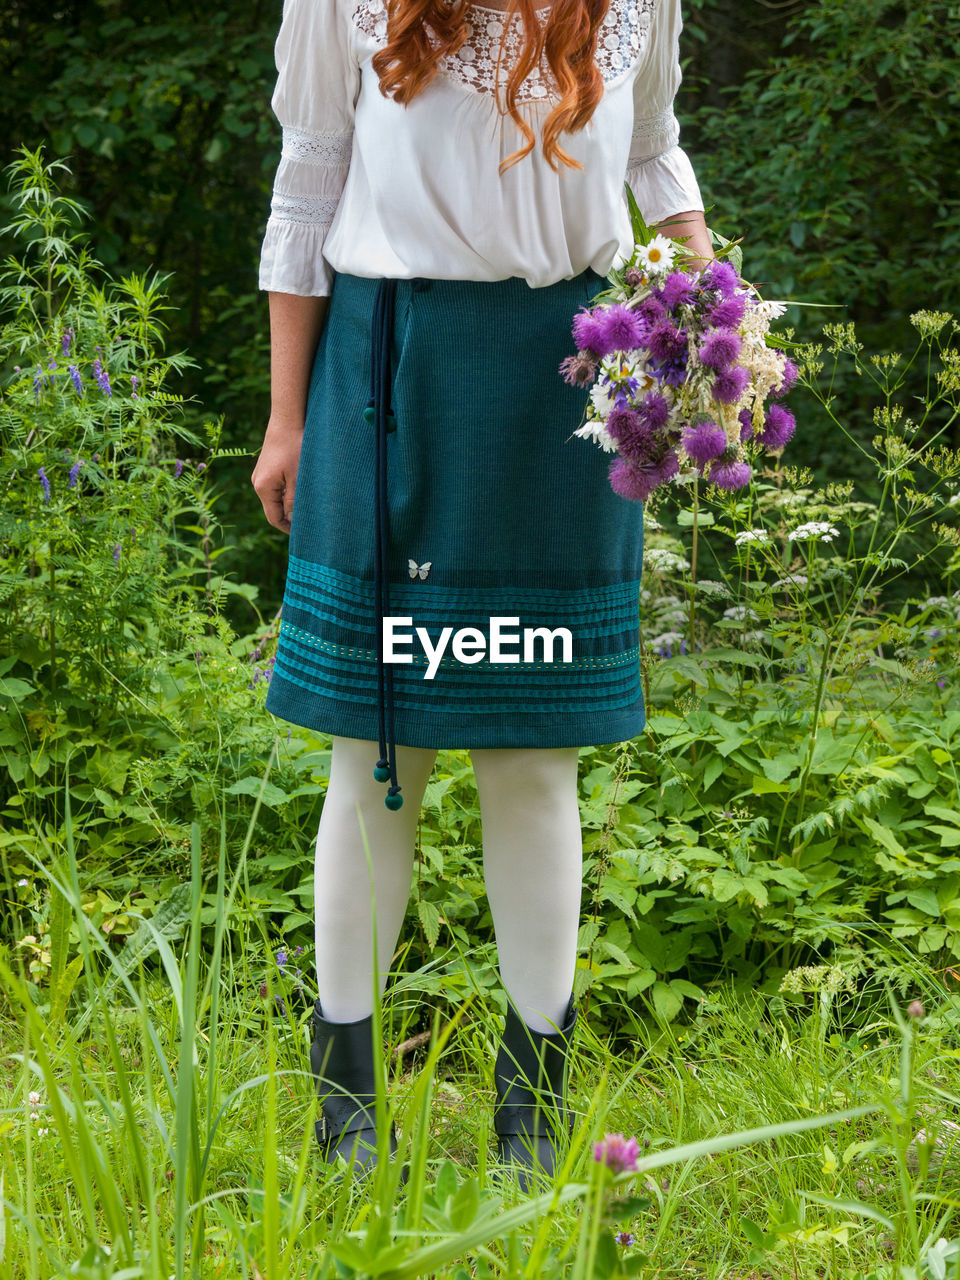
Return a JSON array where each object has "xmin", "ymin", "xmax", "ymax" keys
[
  {"xmin": 789, "ymin": 521, "xmax": 841, "ymax": 543},
  {"xmin": 30, "ymin": 1111, "xmax": 39, "ymax": 1121},
  {"xmin": 754, "ymin": 298, "xmax": 788, "ymax": 321},
  {"xmin": 734, "ymin": 529, "xmax": 769, "ymax": 547},
  {"xmin": 17, "ymin": 878, "xmax": 29, "ymax": 887},
  {"xmin": 671, "ymin": 466, "xmax": 699, "ymax": 485},
  {"xmin": 29, "ymin": 1090, "xmax": 41, "ymax": 1105},
  {"xmin": 723, "ymin": 604, "xmax": 760, "ymax": 621},
  {"xmin": 644, "ymin": 548, "xmax": 690, "ymax": 574},
  {"xmin": 636, "ymin": 234, "xmax": 677, "ymax": 274},
  {"xmin": 771, "ymin": 572, "xmax": 808, "ymax": 590},
  {"xmin": 36, "ymin": 1127, "xmax": 49, "ymax": 1138},
  {"xmin": 649, "ymin": 630, "xmax": 684, "ymax": 650},
  {"xmin": 695, "ymin": 579, "xmax": 732, "ymax": 599},
  {"xmin": 948, "ymin": 492, "xmax": 960, "ymax": 506},
  {"xmin": 574, "ymin": 419, "xmax": 617, "ymax": 452}
]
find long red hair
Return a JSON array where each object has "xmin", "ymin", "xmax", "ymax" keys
[{"xmin": 370, "ymin": 0, "xmax": 612, "ymax": 173}]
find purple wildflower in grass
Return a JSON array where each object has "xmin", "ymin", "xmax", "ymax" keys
[
  {"xmin": 594, "ymin": 1132, "xmax": 641, "ymax": 1174},
  {"xmin": 276, "ymin": 949, "xmax": 288, "ymax": 971},
  {"xmin": 703, "ymin": 258, "xmax": 739, "ymax": 298},
  {"xmin": 709, "ymin": 458, "xmax": 752, "ymax": 491},
  {"xmin": 47, "ymin": 358, "xmax": 58, "ymax": 371},
  {"xmin": 197, "ymin": 462, "xmax": 206, "ymax": 473},
  {"xmin": 698, "ymin": 328, "xmax": 742, "ymax": 371},
  {"xmin": 757, "ymin": 402, "xmax": 796, "ymax": 450},
  {"xmin": 174, "ymin": 459, "xmax": 184, "ymax": 478},
  {"xmin": 68, "ymin": 458, "xmax": 84, "ymax": 487},
  {"xmin": 772, "ymin": 354, "xmax": 799, "ymax": 398},
  {"xmin": 286, "ymin": 728, "xmax": 292, "ymax": 740},
  {"xmin": 646, "ymin": 321, "xmax": 687, "ymax": 365},
  {"xmin": 33, "ymin": 365, "xmax": 44, "ymax": 402},
  {"xmin": 251, "ymin": 669, "xmax": 262, "ymax": 686},
  {"xmin": 295, "ymin": 944, "xmax": 305, "ymax": 956},
  {"xmin": 131, "ymin": 374, "xmax": 139, "ymax": 400},
  {"xmin": 113, "ymin": 542, "xmax": 121, "ymax": 563},
  {"xmin": 712, "ymin": 364, "xmax": 750, "ymax": 405},
  {"xmin": 616, "ymin": 1232, "xmax": 636, "ymax": 1248},
  {"xmin": 590, "ymin": 304, "xmax": 646, "ymax": 355},
  {"xmin": 682, "ymin": 420, "xmax": 727, "ymax": 467},
  {"xmin": 707, "ymin": 293, "xmax": 748, "ymax": 328},
  {"xmin": 62, "ymin": 327, "xmax": 74, "ymax": 355},
  {"xmin": 68, "ymin": 364, "xmax": 84, "ymax": 397},
  {"xmin": 559, "ymin": 352, "xmax": 597, "ymax": 387},
  {"xmin": 38, "ymin": 467, "xmax": 51, "ymax": 503},
  {"xmin": 738, "ymin": 408, "xmax": 754, "ymax": 441},
  {"xmin": 938, "ymin": 678, "xmax": 946, "ymax": 688},
  {"xmin": 93, "ymin": 357, "xmax": 112, "ymax": 396},
  {"xmin": 659, "ymin": 270, "xmax": 695, "ymax": 310}
]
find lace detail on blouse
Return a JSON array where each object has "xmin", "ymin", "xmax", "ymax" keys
[
  {"xmin": 269, "ymin": 191, "xmax": 344, "ymax": 225},
  {"xmin": 354, "ymin": 0, "xmax": 654, "ymax": 102},
  {"xmin": 281, "ymin": 126, "xmax": 354, "ymax": 167}
]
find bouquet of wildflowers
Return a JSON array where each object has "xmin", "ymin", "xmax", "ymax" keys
[{"xmin": 560, "ymin": 203, "xmax": 799, "ymax": 502}]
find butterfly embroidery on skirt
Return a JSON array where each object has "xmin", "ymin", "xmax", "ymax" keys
[{"xmin": 408, "ymin": 559, "xmax": 432, "ymax": 581}]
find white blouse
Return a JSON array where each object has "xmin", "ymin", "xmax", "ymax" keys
[{"xmin": 258, "ymin": 0, "xmax": 705, "ymax": 295}]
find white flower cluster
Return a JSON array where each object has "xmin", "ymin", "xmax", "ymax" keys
[
  {"xmin": 723, "ymin": 604, "xmax": 760, "ymax": 622},
  {"xmin": 643, "ymin": 548, "xmax": 690, "ymax": 574},
  {"xmin": 771, "ymin": 571, "xmax": 808, "ymax": 590},
  {"xmin": 789, "ymin": 521, "xmax": 841, "ymax": 543},
  {"xmin": 28, "ymin": 1090, "xmax": 49, "ymax": 1138},
  {"xmin": 734, "ymin": 528, "xmax": 769, "ymax": 546},
  {"xmin": 695, "ymin": 578, "xmax": 732, "ymax": 599}
]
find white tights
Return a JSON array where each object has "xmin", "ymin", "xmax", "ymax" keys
[{"xmin": 313, "ymin": 736, "xmax": 584, "ymax": 1032}]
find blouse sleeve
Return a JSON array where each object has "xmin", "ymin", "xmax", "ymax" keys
[
  {"xmin": 625, "ymin": 0, "xmax": 705, "ymax": 228},
  {"xmin": 258, "ymin": 0, "xmax": 361, "ymax": 296}
]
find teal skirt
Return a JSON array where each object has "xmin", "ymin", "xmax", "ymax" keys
[{"xmin": 264, "ymin": 270, "xmax": 646, "ymax": 751}]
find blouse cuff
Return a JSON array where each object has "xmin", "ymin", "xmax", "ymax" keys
[
  {"xmin": 625, "ymin": 143, "xmax": 705, "ymax": 228},
  {"xmin": 258, "ymin": 216, "xmax": 336, "ymax": 296}
]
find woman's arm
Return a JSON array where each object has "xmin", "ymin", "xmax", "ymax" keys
[
  {"xmin": 252, "ymin": 292, "xmax": 330, "ymax": 534},
  {"xmin": 655, "ymin": 209, "xmax": 714, "ymax": 269}
]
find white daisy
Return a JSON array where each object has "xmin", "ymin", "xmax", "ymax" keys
[
  {"xmin": 573, "ymin": 420, "xmax": 617, "ymax": 453},
  {"xmin": 636, "ymin": 234, "xmax": 677, "ymax": 274}
]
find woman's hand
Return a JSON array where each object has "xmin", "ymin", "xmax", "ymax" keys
[{"xmin": 252, "ymin": 416, "xmax": 305, "ymax": 534}]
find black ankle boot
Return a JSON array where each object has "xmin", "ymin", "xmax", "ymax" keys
[
  {"xmin": 493, "ymin": 992, "xmax": 578, "ymax": 1193},
  {"xmin": 309, "ymin": 999, "xmax": 399, "ymax": 1178}
]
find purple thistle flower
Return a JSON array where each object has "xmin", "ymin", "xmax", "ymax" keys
[
  {"xmin": 659, "ymin": 270, "xmax": 695, "ymax": 310},
  {"xmin": 656, "ymin": 450, "xmax": 680, "ymax": 486},
  {"xmin": 738, "ymin": 408, "xmax": 754, "ymax": 441},
  {"xmin": 68, "ymin": 458, "xmax": 84, "ymax": 487},
  {"xmin": 93, "ymin": 357, "xmax": 112, "ymax": 397},
  {"xmin": 572, "ymin": 308, "xmax": 609, "ymax": 357},
  {"xmin": 610, "ymin": 455, "xmax": 660, "ymax": 503},
  {"xmin": 636, "ymin": 294, "xmax": 667, "ymax": 329},
  {"xmin": 712, "ymin": 365, "xmax": 750, "ymax": 404},
  {"xmin": 607, "ymin": 407, "xmax": 657, "ymax": 464},
  {"xmin": 698, "ymin": 328, "xmax": 742, "ymax": 371},
  {"xmin": 591, "ymin": 304, "xmax": 646, "ymax": 355},
  {"xmin": 68, "ymin": 364, "xmax": 84, "ymax": 397},
  {"xmin": 702, "ymin": 259, "xmax": 739, "ymax": 298},
  {"xmin": 594, "ymin": 1132, "xmax": 641, "ymax": 1174},
  {"xmin": 174, "ymin": 459, "xmax": 184, "ymax": 478},
  {"xmin": 707, "ymin": 294, "xmax": 748, "ymax": 328},
  {"xmin": 709, "ymin": 458, "xmax": 752, "ymax": 491},
  {"xmin": 646, "ymin": 321, "xmax": 687, "ymax": 365},
  {"xmin": 638, "ymin": 390, "xmax": 671, "ymax": 431},
  {"xmin": 683, "ymin": 420, "xmax": 727, "ymax": 467},
  {"xmin": 113, "ymin": 542, "xmax": 121, "ymax": 563},
  {"xmin": 772, "ymin": 354, "xmax": 799, "ymax": 398},
  {"xmin": 38, "ymin": 467, "xmax": 51, "ymax": 503},
  {"xmin": 757, "ymin": 402, "xmax": 796, "ymax": 450},
  {"xmin": 62, "ymin": 327, "xmax": 74, "ymax": 355},
  {"xmin": 559, "ymin": 352, "xmax": 598, "ymax": 387}
]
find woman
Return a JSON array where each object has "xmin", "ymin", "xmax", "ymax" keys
[{"xmin": 252, "ymin": 0, "xmax": 713, "ymax": 1189}]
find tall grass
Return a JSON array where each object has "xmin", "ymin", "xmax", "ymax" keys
[{"xmin": 2, "ymin": 745, "xmax": 959, "ymax": 1279}]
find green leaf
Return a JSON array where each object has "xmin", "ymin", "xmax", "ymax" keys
[
  {"xmin": 651, "ymin": 980, "xmax": 683, "ymax": 1022},
  {"xmin": 448, "ymin": 1177, "xmax": 481, "ymax": 1232},
  {"xmin": 417, "ymin": 899, "xmax": 442, "ymax": 949},
  {"xmin": 224, "ymin": 777, "xmax": 290, "ymax": 807},
  {"xmin": 0, "ymin": 677, "xmax": 35, "ymax": 700}
]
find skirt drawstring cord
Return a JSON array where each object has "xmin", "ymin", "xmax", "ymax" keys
[{"xmin": 369, "ymin": 277, "xmax": 403, "ymax": 811}]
